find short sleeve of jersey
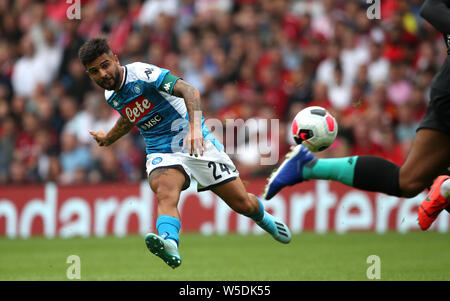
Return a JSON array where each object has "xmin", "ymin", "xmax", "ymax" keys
[
  {"xmin": 159, "ymin": 73, "xmax": 180, "ymax": 95},
  {"xmin": 132, "ymin": 62, "xmax": 179, "ymax": 94}
]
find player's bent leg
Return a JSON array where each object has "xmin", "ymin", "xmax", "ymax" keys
[
  {"xmin": 212, "ymin": 178, "xmax": 291, "ymax": 244},
  {"xmin": 211, "ymin": 177, "xmax": 258, "ymax": 216},
  {"xmin": 252, "ymin": 196, "xmax": 291, "ymax": 244},
  {"xmin": 398, "ymin": 129, "xmax": 450, "ymax": 198},
  {"xmin": 418, "ymin": 175, "xmax": 450, "ymax": 231},
  {"xmin": 396, "ymin": 129, "xmax": 450, "ymax": 230},
  {"xmin": 146, "ymin": 167, "xmax": 186, "ymax": 268}
]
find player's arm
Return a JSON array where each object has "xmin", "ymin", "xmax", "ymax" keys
[
  {"xmin": 420, "ymin": 0, "xmax": 450, "ymax": 33},
  {"xmin": 89, "ymin": 116, "xmax": 134, "ymax": 147},
  {"xmin": 172, "ymin": 79, "xmax": 205, "ymax": 156}
]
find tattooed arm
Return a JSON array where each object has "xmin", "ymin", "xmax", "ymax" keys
[
  {"xmin": 89, "ymin": 116, "xmax": 134, "ymax": 147},
  {"xmin": 173, "ymin": 79, "xmax": 202, "ymax": 127},
  {"xmin": 173, "ymin": 79, "xmax": 205, "ymax": 156}
]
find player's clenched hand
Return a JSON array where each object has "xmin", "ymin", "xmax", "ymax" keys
[
  {"xmin": 89, "ymin": 130, "xmax": 111, "ymax": 147},
  {"xmin": 183, "ymin": 125, "xmax": 205, "ymax": 157}
]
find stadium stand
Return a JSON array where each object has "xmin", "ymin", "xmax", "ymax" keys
[{"xmin": 0, "ymin": 0, "xmax": 444, "ymax": 184}]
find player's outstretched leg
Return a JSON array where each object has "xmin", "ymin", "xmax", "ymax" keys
[
  {"xmin": 263, "ymin": 130, "xmax": 450, "ymax": 201},
  {"xmin": 263, "ymin": 144, "xmax": 315, "ymax": 200},
  {"xmin": 418, "ymin": 175, "xmax": 450, "ymax": 231},
  {"xmin": 252, "ymin": 197, "xmax": 291, "ymax": 244},
  {"xmin": 212, "ymin": 178, "xmax": 291, "ymax": 244}
]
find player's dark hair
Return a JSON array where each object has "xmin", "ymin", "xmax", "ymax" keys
[{"xmin": 78, "ymin": 38, "xmax": 113, "ymax": 66}]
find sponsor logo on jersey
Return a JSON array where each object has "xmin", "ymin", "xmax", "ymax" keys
[
  {"xmin": 163, "ymin": 82, "xmax": 172, "ymax": 93},
  {"xmin": 138, "ymin": 113, "xmax": 163, "ymax": 131},
  {"xmin": 152, "ymin": 157, "xmax": 163, "ymax": 165},
  {"xmin": 120, "ymin": 95, "xmax": 155, "ymax": 124},
  {"xmin": 144, "ymin": 68, "xmax": 153, "ymax": 80},
  {"xmin": 133, "ymin": 84, "xmax": 141, "ymax": 94}
]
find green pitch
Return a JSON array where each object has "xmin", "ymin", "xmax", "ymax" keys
[{"xmin": 0, "ymin": 232, "xmax": 448, "ymax": 281}]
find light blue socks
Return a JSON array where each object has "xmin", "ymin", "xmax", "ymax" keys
[{"xmin": 156, "ymin": 215, "xmax": 181, "ymax": 247}]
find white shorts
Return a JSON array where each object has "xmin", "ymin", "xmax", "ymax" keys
[{"xmin": 145, "ymin": 140, "xmax": 239, "ymax": 191}]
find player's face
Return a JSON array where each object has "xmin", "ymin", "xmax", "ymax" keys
[{"xmin": 85, "ymin": 53, "xmax": 121, "ymax": 90}]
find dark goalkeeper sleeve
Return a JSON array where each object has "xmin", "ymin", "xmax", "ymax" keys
[{"xmin": 420, "ymin": 0, "xmax": 450, "ymax": 33}]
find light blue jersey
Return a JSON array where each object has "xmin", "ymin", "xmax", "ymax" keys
[{"xmin": 104, "ymin": 62, "xmax": 222, "ymax": 154}]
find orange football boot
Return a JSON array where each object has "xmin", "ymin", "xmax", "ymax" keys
[{"xmin": 418, "ymin": 175, "xmax": 450, "ymax": 231}]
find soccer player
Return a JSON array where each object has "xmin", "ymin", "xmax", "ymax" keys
[
  {"xmin": 264, "ymin": 0, "xmax": 450, "ymax": 231},
  {"xmin": 78, "ymin": 38, "xmax": 291, "ymax": 269}
]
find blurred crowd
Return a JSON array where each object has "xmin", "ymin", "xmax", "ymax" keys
[{"xmin": 0, "ymin": 0, "xmax": 447, "ymax": 185}]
